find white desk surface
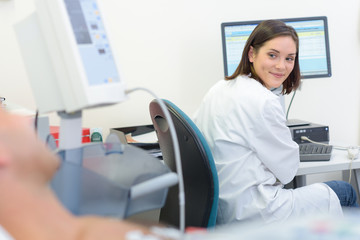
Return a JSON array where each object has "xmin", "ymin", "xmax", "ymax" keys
[{"xmin": 297, "ymin": 149, "xmax": 359, "ymax": 176}]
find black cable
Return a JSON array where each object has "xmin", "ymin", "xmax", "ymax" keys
[
  {"xmin": 34, "ymin": 109, "xmax": 39, "ymax": 131},
  {"xmin": 286, "ymin": 90, "xmax": 296, "ymax": 120}
]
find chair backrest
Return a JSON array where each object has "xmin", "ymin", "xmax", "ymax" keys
[{"xmin": 149, "ymin": 99, "xmax": 219, "ymax": 228}]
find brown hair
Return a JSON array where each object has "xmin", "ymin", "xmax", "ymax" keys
[{"xmin": 225, "ymin": 20, "xmax": 300, "ymax": 94}]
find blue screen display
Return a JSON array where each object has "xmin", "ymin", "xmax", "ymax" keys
[{"xmin": 221, "ymin": 17, "xmax": 331, "ymax": 79}]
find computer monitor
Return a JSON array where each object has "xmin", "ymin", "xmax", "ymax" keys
[
  {"xmin": 221, "ymin": 16, "xmax": 332, "ymax": 79},
  {"xmin": 14, "ymin": 0, "xmax": 126, "ymax": 114}
]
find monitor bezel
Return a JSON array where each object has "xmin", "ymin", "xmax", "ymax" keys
[{"xmin": 221, "ymin": 16, "xmax": 332, "ymax": 79}]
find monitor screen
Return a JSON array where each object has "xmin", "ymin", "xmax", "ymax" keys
[
  {"xmin": 64, "ymin": 0, "xmax": 121, "ymax": 86},
  {"xmin": 14, "ymin": 0, "xmax": 127, "ymax": 113},
  {"xmin": 221, "ymin": 16, "xmax": 332, "ymax": 79}
]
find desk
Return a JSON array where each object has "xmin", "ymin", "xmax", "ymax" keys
[{"xmin": 295, "ymin": 149, "xmax": 360, "ymax": 193}]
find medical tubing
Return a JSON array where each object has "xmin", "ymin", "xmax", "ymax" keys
[
  {"xmin": 346, "ymin": 147, "xmax": 359, "ymax": 183},
  {"xmin": 301, "ymin": 136, "xmax": 360, "ymax": 183},
  {"xmin": 300, "ymin": 136, "xmax": 348, "ymax": 150},
  {"xmin": 125, "ymin": 87, "xmax": 186, "ymax": 233},
  {"xmin": 349, "ymin": 155, "xmax": 354, "ymax": 183},
  {"xmin": 286, "ymin": 90, "xmax": 296, "ymax": 120}
]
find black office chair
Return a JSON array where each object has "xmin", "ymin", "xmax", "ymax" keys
[{"xmin": 149, "ymin": 99, "xmax": 219, "ymax": 228}]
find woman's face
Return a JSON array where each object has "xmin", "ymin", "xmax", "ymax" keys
[{"xmin": 248, "ymin": 36, "xmax": 296, "ymax": 89}]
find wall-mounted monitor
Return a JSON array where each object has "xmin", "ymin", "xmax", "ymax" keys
[{"xmin": 221, "ymin": 16, "xmax": 331, "ymax": 79}]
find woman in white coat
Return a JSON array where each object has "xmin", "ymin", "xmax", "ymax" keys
[{"xmin": 194, "ymin": 20, "xmax": 358, "ymax": 225}]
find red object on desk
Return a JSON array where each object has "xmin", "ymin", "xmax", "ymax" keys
[
  {"xmin": 50, "ymin": 126, "xmax": 91, "ymax": 147},
  {"xmin": 185, "ymin": 227, "xmax": 207, "ymax": 233}
]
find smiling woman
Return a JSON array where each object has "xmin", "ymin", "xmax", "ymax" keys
[
  {"xmin": 248, "ymin": 36, "xmax": 297, "ymax": 90},
  {"xmin": 193, "ymin": 20, "xmax": 358, "ymax": 225},
  {"xmin": 226, "ymin": 19, "xmax": 300, "ymax": 94}
]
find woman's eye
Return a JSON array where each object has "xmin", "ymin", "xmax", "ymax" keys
[
  {"xmin": 286, "ymin": 57, "xmax": 295, "ymax": 61},
  {"xmin": 268, "ymin": 53, "xmax": 276, "ymax": 58}
]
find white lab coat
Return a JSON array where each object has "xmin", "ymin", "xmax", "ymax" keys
[{"xmin": 193, "ymin": 75, "xmax": 342, "ymax": 224}]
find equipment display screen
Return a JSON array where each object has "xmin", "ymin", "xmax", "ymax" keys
[{"xmin": 64, "ymin": 0, "xmax": 120, "ymax": 85}]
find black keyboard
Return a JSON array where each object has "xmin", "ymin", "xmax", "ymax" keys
[{"xmin": 299, "ymin": 143, "xmax": 332, "ymax": 162}]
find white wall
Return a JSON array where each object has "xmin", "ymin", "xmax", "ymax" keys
[
  {"xmin": 1, "ymin": 0, "xmax": 360, "ymax": 182},
  {"xmin": 0, "ymin": 0, "xmax": 35, "ymax": 109}
]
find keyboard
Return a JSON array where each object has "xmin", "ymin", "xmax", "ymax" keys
[{"xmin": 299, "ymin": 143, "xmax": 332, "ymax": 162}]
